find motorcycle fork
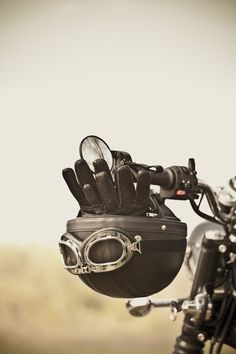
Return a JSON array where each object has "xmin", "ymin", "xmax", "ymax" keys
[{"xmin": 173, "ymin": 232, "xmax": 224, "ymax": 354}]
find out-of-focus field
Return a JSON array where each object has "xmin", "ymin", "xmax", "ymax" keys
[{"xmin": 0, "ymin": 245, "xmax": 234, "ymax": 354}]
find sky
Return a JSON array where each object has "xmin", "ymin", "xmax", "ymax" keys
[{"xmin": 1, "ymin": 0, "xmax": 236, "ymax": 245}]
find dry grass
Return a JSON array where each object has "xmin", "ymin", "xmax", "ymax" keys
[{"xmin": 0, "ymin": 245, "xmax": 234, "ymax": 354}]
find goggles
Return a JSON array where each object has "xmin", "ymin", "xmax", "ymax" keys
[{"xmin": 59, "ymin": 228, "xmax": 142, "ymax": 275}]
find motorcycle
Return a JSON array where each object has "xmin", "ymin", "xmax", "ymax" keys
[{"xmin": 61, "ymin": 135, "xmax": 236, "ymax": 354}]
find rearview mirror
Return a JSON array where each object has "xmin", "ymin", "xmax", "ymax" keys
[{"xmin": 79, "ymin": 135, "xmax": 113, "ymax": 172}]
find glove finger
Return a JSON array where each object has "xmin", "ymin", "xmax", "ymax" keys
[
  {"xmin": 62, "ymin": 168, "xmax": 88, "ymax": 206},
  {"xmin": 117, "ymin": 165, "xmax": 135, "ymax": 207},
  {"xmin": 93, "ymin": 159, "xmax": 113, "ymax": 181},
  {"xmin": 135, "ymin": 169, "xmax": 150, "ymax": 204},
  {"xmin": 74, "ymin": 159, "xmax": 101, "ymax": 202},
  {"xmin": 95, "ymin": 171, "xmax": 119, "ymax": 212},
  {"xmin": 83, "ymin": 183, "xmax": 103, "ymax": 206}
]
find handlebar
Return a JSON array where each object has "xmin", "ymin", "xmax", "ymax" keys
[
  {"xmin": 127, "ymin": 161, "xmax": 197, "ymax": 199},
  {"xmin": 191, "ymin": 180, "xmax": 227, "ymax": 224},
  {"xmin": 137, "ymin": 163, "xmax": 230, "ymax": 225},
  {"xmin": 143, "ymin": 164, "xmax": 198, "ymax": 201},
  {"xmin": 133, "ymin": 162, "xmax": 230, "ymax": 226}
]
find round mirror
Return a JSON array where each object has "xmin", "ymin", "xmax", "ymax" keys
[
  {"xmin": 79, "ymin": 135, "xmax": 113, "ymax": 172},
  {"xmin": 126, "ymin": 298, "xmax": 152, "ymax": 317}
]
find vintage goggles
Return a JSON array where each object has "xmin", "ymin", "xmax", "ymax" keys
[{"xmin": 59, "ymin": 228, "xmax": 142, "ymax": 275}]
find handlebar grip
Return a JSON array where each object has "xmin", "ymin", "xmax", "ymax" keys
[{"xmin": 149, "ymin": 169, "xmax": 174, "ymax": 189}]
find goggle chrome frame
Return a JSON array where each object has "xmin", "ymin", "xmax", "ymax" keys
[{"xmin": 59, "ymin": 228, "xmax": 142, "ymax": 275}]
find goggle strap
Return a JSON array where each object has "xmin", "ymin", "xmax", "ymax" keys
[{"xmin": 140, "ymin": 239, "xmax": 186, "ymax": 253}]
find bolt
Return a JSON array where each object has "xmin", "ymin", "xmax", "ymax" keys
[
  {"xmin": 218, "ymin": 244, "xmax": 227, "ymax": 253},
  {"xmin": 197, "ymin": 333, "xmax": 205, "ymax": 342},
  {"xmin": 161, "ymin": 225, "xmax": 166, "ymax": 231},
  {"xmin": 229, "ymin": 235, "xmax": 236, "ymax": 243}
]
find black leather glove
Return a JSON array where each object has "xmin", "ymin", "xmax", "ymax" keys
[{"xmin": 62, "ymin": 158, "xmax": 150, "ymax": 216}]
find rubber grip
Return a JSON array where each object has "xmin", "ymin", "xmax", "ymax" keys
[{"xmin": 149, "ymin": 169, "xmax": 174, "ymax": 189}]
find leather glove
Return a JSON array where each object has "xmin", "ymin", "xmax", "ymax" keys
[{"xmin": 62, "ymin": 158, "xmax": 150, "ymax": 216}]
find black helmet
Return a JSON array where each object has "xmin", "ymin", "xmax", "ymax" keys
[{"xmin": 59, "ymin": 213, "xmax": 187, "ymax": 298}]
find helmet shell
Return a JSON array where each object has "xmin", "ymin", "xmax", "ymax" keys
[{"xmin": 66, "ymin": 215, "xmax": 187, "ymax": 298}]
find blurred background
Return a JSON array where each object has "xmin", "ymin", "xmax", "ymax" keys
[{"xmin": 0, "ymin": 0, "xmax": 236, "ymax": 353}]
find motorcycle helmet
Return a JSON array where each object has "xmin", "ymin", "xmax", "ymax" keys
[{"xmin": 59, "ymin": 211, "xmax": 187, "ymax": 298}]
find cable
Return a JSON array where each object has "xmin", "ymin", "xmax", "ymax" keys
[{"xmin": 215, "ymin": 298, "xmax": 236, "ymax": 354}]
